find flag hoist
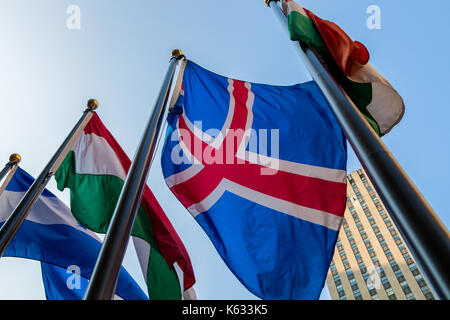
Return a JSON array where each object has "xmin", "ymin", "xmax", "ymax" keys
[
  {"xmin": 265, "ymin": 0, "xmax": 449, "ymax": 299},
  {"xmin": 83, "ymin": 49, "xmax": 185, "ymax": 300},
  {"xmin": 0, "ymin": 100, "xmax": 98, "ymax": 257}
]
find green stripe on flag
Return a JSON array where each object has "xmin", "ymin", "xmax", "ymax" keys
[
  {"xmin": 287, "ymin": 11, "xmax": 326, "ymax": 52},
  {"xmin": 55, "ymin": 151, "xmax": 182, "ymax": 299}
]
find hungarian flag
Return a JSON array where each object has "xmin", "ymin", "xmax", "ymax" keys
[
  {"xmin": 282, "ymin": 0, "xmax": 405, "ymax": 136},
  {"xmin": 54, "ymin": 113, "xmax": 196, "ymax": 300}
]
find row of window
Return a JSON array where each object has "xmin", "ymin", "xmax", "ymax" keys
[
  {"xmin": 377, "ymin": 208, "xmax": 434, "ymax": 299},
  {"xmin": 348, "ymin": 176, "xmax": 397, "ymax": 300},
  {"xmin": 330, "ymin": 260, "xmax": 347, "ymax": 300},
  {"xmin": 355, "ymin": 171, "xmax": 434, "ymax": 300},
  {"xmin": 340, "ymin": 220, "xmax": 364, "ymax": 300},
  {"xmin": 361, "ymin": 203, "xmax": 415, "ymax": 300}
]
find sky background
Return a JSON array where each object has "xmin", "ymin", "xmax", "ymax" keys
[{"xmin": 0, "ymin": 0, "xmax": 449, "ymax": 299}]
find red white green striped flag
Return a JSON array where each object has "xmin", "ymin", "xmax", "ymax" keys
[
  {"xmin": 281, "ymin": 0, "xmax": 405, "ymax": 136},
  {"xmin": 55, "ymin": 113, "xmax": 196, "ymax": 300}
]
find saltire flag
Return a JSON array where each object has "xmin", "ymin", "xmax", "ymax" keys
[
  {"xmin": 54, "ymin": 113, "xmax": 196, "ymax": 300},
  {"xmin": 0, "ymin": 167, "xmax": 147, "ymax": 300},
  {"xmin": 281, "ymin": 0, "xmax": 405, "ymax": 136},
  {"xmin": 161, "ymin": 60, "xmax": 347, "ymax": 299}
]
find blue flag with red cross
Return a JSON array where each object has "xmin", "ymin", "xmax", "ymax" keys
[{"xmin": 161, "ymin": 60, "xmax": 347, "ymax": 300}]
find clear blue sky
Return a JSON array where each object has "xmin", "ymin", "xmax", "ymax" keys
[{"xmin": 0, "ymin": 0, "xmax": 448, "ymax": 299}]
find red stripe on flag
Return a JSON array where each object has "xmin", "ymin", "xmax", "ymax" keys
[{"xmin": 83, "ymin": 113, "xmax": 196, "ymax": 290}]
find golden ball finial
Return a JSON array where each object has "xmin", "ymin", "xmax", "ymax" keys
[
  {"xmin": 171, "ymin": 49, "xmax": 184, "ymax": 59},
  {"xmin": 87, "ymin": 99, "xmax": 99, "ymax": 111},
  {"xmin": 9, "ymin": 153, "xmax": 21, "ymax": 164}
]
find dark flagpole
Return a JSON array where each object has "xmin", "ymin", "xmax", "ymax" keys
[
  {"xmin": 0, "ymin": 154, "xmax": 21, "ymax": 197},
  {"xmin": 83, "ymin": 49, "xmax": 185, "ymax": 300},
  {"xmin": 0, "ymin": 100, "xmax": 98, "ymax": 258},
  {"xmin": 0, "ymin": 154, "xmax": 21, "ymax": 182},
  {"xmin": 266, "ymin": 0, "xmax": 450, "ymax": 299}
]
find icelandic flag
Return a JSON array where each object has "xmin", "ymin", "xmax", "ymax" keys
[
  {"xmin": 0, "ymin": 167, "xmax": 148, "ymax": 300},
  {"xmin": 161, "ymin": 60, "xmax": 348, "ymax": 299}
]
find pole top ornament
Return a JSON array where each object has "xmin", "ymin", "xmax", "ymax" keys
[
  {"xmin": 171, "ymin": 49, "xmax": 185, "ymax": 60},
  {"xmin": 87, "ymin": 99, "xmax": 99, "ymax": 111},
  {"xmin": 264, "ymin": 0, "xmax": 278, "ymax": 7},
  {"xmin": 9, "ymin": 153, "xmax": 21, "ymax": 164}
]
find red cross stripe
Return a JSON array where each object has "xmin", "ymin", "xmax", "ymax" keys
[{"xmin": 167, "ymin": 79, "xmax": 347, "ymax": 230}]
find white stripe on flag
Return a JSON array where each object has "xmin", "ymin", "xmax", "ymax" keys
[{"xmin": 71, "ymin": 131, "xmax": 127, "ymax": 180}]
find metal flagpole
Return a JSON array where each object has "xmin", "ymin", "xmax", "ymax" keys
[
  {"xmin": 265, "ymin": 0, "xmax": 450, "ymax": 299},
  {"xmin": 83, "ymin": 49, "xmax": 185, "ymax": 300},
  {"xmin": 0, "ymin": 154, "xmax": 21, "ymax": 197},
  {"xmin": 0, "ymin": 154, "xmax": 21, "ymax": 182},
  {"xmin": 0, "ymin": 100, "xmax": 98, "ymax": 258}
]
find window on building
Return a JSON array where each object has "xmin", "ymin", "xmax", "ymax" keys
[
  {"xmin": 406, "ymin": 292, "xmax": 415, "ymax": 300},
  {"xmin": 403, "ymin": 286, "xmax": 412, "ymax": 294},
  {"xmin": 425, "ymin": 293, "xmax": 434, "ymax": 300},
  {"xmin": 409, "ymin": 263, "xmax": 418, "ymax": 271}
]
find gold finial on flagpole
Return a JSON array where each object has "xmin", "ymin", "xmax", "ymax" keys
[
  {"xmin": 9, "ymin": 154, "xmax": 21, "ymax": 164},
  {"xmin": 171, "ymin": 49, "xmax": 185, "ymax": 60},
  {"xmin": 87, "ymin": 99, "xmax": 99, "ymax": 111},
  {"xmin": 265, "ymin": 0, "xmax": 278, "ymax": 7}
]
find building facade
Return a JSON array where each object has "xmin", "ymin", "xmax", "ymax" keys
[{"xmin": 326, "ymin": 168, "xmax": 435, "ymax": 300}]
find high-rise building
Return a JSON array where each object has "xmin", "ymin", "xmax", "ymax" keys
[{"xmin": 326, "ymin": 168, "xmax": 435, "ymax": 300}]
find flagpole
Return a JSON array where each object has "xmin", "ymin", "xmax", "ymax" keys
[
  {"xmin": 0, "ymin": 154, "xmax": 21, "ymax": 197},
  {"xmin": 83, "ymin": 49, "xmax": 185, "ymax": 300},
  {"xmin": 0, "ymin": 100, "xmax": 98, "ymax": 258},
  {"xmin": 0, "ymin": 154, "xmax": 21, "ymax": 182},
  {"xmin": 266, "ymin": 0, "xmax": 450, "ymax": 299}
]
